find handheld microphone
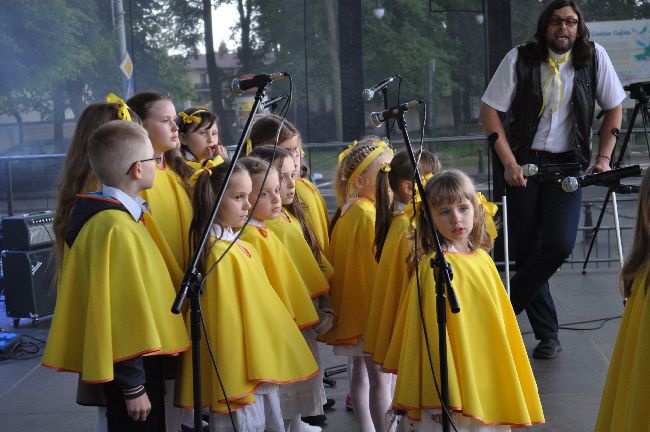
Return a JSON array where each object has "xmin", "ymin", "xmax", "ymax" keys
[
  {"xmin": 362, "ymin": 74, "xmax": 400, "ymax": 101},
  {"xmin": 262, "ymin": 94, "xmax": 289, "ymax": 110},
  {"xmin": 522, "ymin": 164, "xmax": 539, "ymax": 177},
  {"xmin": 231, "ymin": 72, "xmax": 287, "ymax": 95},
  {"xmin": 520, "ymin": 162, "xmax": 581, "ymax": 178},
  {"xmin": 369, "ymin": 99, "xmax": 424, "ymax": 127},
  {"xmin": 561, "ymin": 165, "xmax": 642, "ymax": 192}
]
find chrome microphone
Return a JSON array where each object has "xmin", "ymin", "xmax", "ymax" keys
[
  {"xmin": 561, "ymin": 165, "xmax": 642, "ymax": 192},
  {"xmin": 231, "ymin": 72, "xmax": 287, "ymax": 95},
  {"xmin": 362, "ymin": 74, "xmax": 400, "ymax": 101},
  {"xmin": 369, "ymin": 99, "xmax": 424, "ymax": 127}
]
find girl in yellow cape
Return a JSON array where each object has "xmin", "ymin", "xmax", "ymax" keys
[
  {"xmin": 393, "ymin": 169, "xmax": 544, "ymax": 431},
  {"xmin": 363, "ymin": 150, "xmax": 440, "ymax": 369},
  {"xmin": 596, "ymin": 168, "xmax": 650, "ymax": 431},
  {"xmin": 237, "ymin": 156, "xmax": 326, "ymax": 432},
  {"xmin": 176, "ymin": 158, "xmax": 318, "ymax": 431},
  {"xmin": 324, "ymin": 137, "xmax": 394, "ymax": 432},
  {"xmin": 248, "ymin": 114, "xmax": 330, "ymax": 255},
  {"xmin": 127, "ymin": 92, "xmax": 194, "ymax": 277},
  {"xmin": 176, "ymin": 107, "xmax": 229, "ymax": 170},
  {"xmin": 250, "ymin": 145, "xmax": 333, "ymax": 302}
]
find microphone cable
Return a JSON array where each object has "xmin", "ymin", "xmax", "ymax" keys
[
  {"xmin": 412, "ymin": 201, "xmax": 459, "ymax": 432},
  {"xmin": 191, "ymin": 74, "xmax": 293, "ymax": 431}
]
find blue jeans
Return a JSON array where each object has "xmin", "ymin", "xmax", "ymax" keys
[{"xmin": 508, "ymin": 151, "xmax": 582, "ymax": 341}]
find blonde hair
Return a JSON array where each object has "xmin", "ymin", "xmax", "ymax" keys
[
  {"xmin": 621, "ymin": 168, "xmax": 650, "ymax": 297},
  {"xmin": 330, "ymin": 136, "xmax": 389, "ymax": 231},
  {"xmin": 88, "ymin": 120, "xmax": 151, "ymax": 187},
  {"xmin": 409, "ymin": 169, "xmax": 492, "ymax": 274}
]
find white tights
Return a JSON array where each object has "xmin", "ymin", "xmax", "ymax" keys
[{"xmin": 350, "ymin": 356, "xmax": 393, "ymax": 432}]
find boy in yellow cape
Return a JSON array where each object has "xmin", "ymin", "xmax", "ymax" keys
[{"xmin": 42, "ymin": 120, "xmax": 190, "ymax": 431}]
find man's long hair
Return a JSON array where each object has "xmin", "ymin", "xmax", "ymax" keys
[{"xmin": 522, "ymin": 0, "xmax": 594, "ymax": 68}]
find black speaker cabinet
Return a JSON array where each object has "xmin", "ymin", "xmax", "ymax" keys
[{"xmin": 1, "ymin": 247, "xmax": 56, "ymax": 327}]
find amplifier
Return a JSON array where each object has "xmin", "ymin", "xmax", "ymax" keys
[
  {"xmin": 1, "ymin": 247, "xmax": 56, "ymax": 326},
  {"xmin": 2, "ymin": 211, "xmax": 55, "ymax": 250}
]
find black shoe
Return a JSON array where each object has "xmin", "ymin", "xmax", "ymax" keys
[
  {"xmin": 532, "ymin": 339, "xmax": 562, "ymax": 359},
  {"xmin": 302, "ymin": 414, "xmax": 327, "ymax": 426},
  {"xmin": 323, "ymin": 398, "xmax": 335, "ymax": 410}
]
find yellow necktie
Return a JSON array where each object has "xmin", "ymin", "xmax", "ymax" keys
[{"xmin": 538, "ymin": 52, "xmax": 571, "ymax": 117}]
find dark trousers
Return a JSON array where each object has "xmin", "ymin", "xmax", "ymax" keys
[
  {"xmin": 508, "ymin": 150, "xmax": 582, "ymax": 341},
  {"xmin": 103, "ymin": 356, "xmax": 166, "ymax": 432}
]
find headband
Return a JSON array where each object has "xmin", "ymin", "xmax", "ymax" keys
[{"xmin": 178, "ymin": 109, "xmax": 208, "ymax": 124}]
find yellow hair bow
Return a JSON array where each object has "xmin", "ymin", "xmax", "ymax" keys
[
  {"xmin": 477, "ymin": 192, "xmax": 499, "ymax": 241},
  {"xmin": 338, "ymin": 140, "xmax": 358, "ymax": 165},
  {"xmin": 245, "ymin": 138, "xmax": 253, "ymax": 155},
  {"xmin": 189, "ymin": 155, "xmax": 225, "ymax": 184},
  {"xmin": 379, "ymin": 162, "xmax": 391, "ymax": 173},
  {"xmin": 178, "ymin": 109, "xmax": 207, "ymax": 124},
  {"xmin": 105, "ymin": 92, "xmax": 132, "ymax": 121}
]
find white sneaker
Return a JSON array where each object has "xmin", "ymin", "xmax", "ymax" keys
[{"xmin": 300, "ymin": 420, "xmax": 322, "ymax": 432}]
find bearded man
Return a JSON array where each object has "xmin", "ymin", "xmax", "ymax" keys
[{"xmin": 479, "ymin": 0, "xmax": 625, "ymax": 359}]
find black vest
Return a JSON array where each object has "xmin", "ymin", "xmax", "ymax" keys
[{"xmin": 504, "ymin": 43, "xmax": 597, "ymax": 170}]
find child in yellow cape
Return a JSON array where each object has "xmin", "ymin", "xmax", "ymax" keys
[
  {"xmin": 42, "ymin": 120, "xmax": 190, "ymax": 431},
  {"xmin": 324, "ymin": 137, "xmax": 394, "ymax": 432},
  {"xmin": 393, "ymin": 169, "xmax": 544, "ymax": 431},
  {"xmin": 176, "ymin": 107, "xmax": 229, "ymax": 170},
  {"xmin": 127, "ymin": 92, "xmax": 194, "ymax": 276},
  {"xmin": 250, "ymin": 145, "xmax": 333, "ymax": 301},
  {"xmin": 176, "ymin": 158, "xmax": 318, "ymax": 431},
  {"xmin": 237, "ymin": 155, "xmax": 326, "ymax": 432},
  {"xmin": 596, "ymin": 168, "xmax": 650, "ymax": 431},
  {"xmin": 248, "ymin": 114, "xmax": 330, "ymax": 255},
  {"xmin": 363, "ymin": 149, "xmax": 440, "ymax": 368}
]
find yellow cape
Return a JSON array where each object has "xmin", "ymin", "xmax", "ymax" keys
[
  {"xmin": 140, "ymin": 164, "xmax": 193, "ymax": 272},
  {"xmin": 363, "ymin": 213, "xmax": 412, "ymax": 364},
  {"xmin": 322, "ymin": 198, "xmax": 378, "ymax": 346},
  {"xmin": 296, "ymin": 178, "xmax": 329, "ymax": 254},
  {"xmin": 239, "ymin": 225, "xmax": 319, "ymax": 330},
  {"xmin": 596, "ymin": 264, "xmax": 650, "ymax": 431},
  {"xmin": 175, "ymin": 238, "xmax": 319, "ymax": 412},
  {"xmin": 266, "ymin": 210, "xmax": 331, "ymax": 298},
  {"xmin": 42, "ymin": 210, "xmax": 190, "ymax": 383},
  {"xmin": 393, "ymin": 249, "xmax": 544, "ymax": 427}
]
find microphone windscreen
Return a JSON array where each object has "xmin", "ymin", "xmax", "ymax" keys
[
  {"xmin": 561, "ymin": 177, "xmax": 579, "ymax": 192},
  {"xmin": 522, "ymin": 164, "xmax": 538, "ymax": 177},
  {"xmin": 362, "ymin": 89, "xmax": 374, "ymax": 101}
]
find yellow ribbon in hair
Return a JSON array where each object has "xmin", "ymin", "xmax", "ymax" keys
[
  {"xmin": 538, "ymin": 52, "xmax": 571, "ymax": 117},
  {"xmin": 347, "ymin": 140, "xmax": 392, "ymax": 197},
  {"xmin": 477, "ymin": 192, "xmax": 499, "ymax": 241},
  {"xmin": 338, "ymin": 140, "xmax": 358, "ymax": 166},
  {"xmin": 105, "ymin": 93, "xmax": 132, "ymax": 121},
  {"xmin": 379, "ymin": 162, "xmax": 391, "ymax": 173},
  {"xmin": 407, "ymin": 172, "xmax": 434, "ymax": 221},
  {"xmin": 245, "ymin": 138, "xmax": 253, "ymax": 155},
  {"xmin": 189, "ymin": 155, "xmax": 225, "ymax": 184},
  {"xmin": 178, "ymin": 109, "xmax": 208, "ymax": 124}
]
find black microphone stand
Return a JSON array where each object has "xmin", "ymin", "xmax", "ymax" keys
[
  {"xmin": 396, "ymin": 111, "xmax": 460, "ymax": 432},
  {"xmin": 171, "ymin": 82, "xmax": 271, "ymax": 432},
  {"xmin": 582, "ymin": 92, "xmax": 648, "ymax": 272},
  {"xmin": 381, "ymin": 86, "xmax": 391, "ymax": 146}
]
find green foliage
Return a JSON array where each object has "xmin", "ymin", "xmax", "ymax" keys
[{"xmin": 0, "ymin": 0, "xmax": 202, "ymax": 123}]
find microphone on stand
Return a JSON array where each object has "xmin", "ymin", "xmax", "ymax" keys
[
  {"xmin": 262, "ymin": 94, "xmax": 289, "ymax": 110},
  {"xmin": 561, "ymin": 165, "xmax": 642, "ymax": 192},
  {"xmin": 362, "ymin": 74, "xmax": 400, "ymax": 101},
  {"xmin": 369, "ymin": 99, "xmax": 424, "ymax": 127},
  {"xmin": 231, "ymin": 72, "xmax": 287, "ymax": 95}
]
